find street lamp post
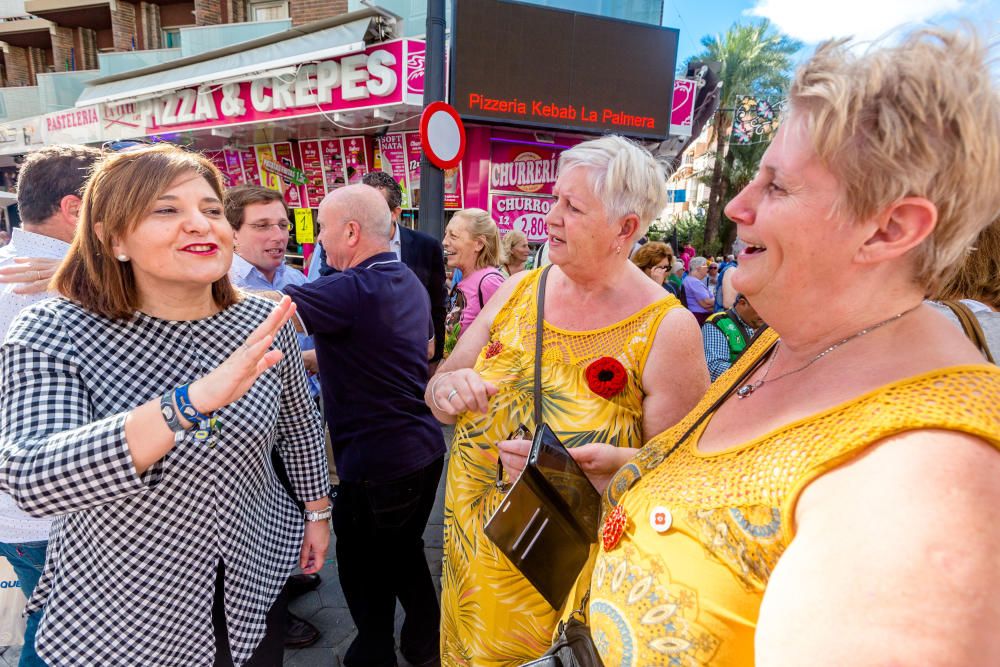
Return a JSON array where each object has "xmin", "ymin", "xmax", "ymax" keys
[{"xmin": 419, "ymin": 0, "xmax": 447, "ymax": 240}]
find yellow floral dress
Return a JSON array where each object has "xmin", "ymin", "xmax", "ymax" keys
[
  {"xmin": 590, "ymin": 329, "xmax": 1000, "ymax": 666},
  {"xmin": 441, "ymin": 269, "xmax": 681, "ymax": 666}
]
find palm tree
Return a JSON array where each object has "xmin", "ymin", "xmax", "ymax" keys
[{"xmin": 690, "ymin": 20, "xmax": 800, "ymax": 253}]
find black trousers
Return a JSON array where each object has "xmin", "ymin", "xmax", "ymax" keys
[
  {"xmin": 213, "ymin": 561, "xmax": 288, "ymax": 667},
  {"xmin": 333, "ymin": 456, "xmax": 444, "ymax": 667}
]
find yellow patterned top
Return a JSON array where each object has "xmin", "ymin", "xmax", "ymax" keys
[
  {"xmin": 590, "ymin": 329, "xmax": 1000, "ymax": 666},
  {"xmin": 441, "ymin": 268, "xmax": 682, "ymax": 666}
]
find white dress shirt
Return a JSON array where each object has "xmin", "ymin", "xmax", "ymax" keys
[{"xmin": 0, "ymin": 227, "xmax": 68, "ymax": 544}]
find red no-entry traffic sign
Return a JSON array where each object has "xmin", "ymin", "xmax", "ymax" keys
[{"xmin": 420, "ymin": 101, "xmax": 466, "ymax": 170}]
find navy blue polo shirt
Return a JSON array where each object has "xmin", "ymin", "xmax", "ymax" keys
[{"xmin": 285, "ymin": 252, "xmax": 444, "ymax": 483}]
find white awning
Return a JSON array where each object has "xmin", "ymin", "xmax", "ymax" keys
[{"xmin": 76, "ymin": 12, "xmax": 391, "ymax": 108}]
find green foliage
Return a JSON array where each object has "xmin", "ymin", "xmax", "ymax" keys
[{"xmin": 688, "ymin": 19, "xmax": 801, "ymax": 250}]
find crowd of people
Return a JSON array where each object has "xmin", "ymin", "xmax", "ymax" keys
[{"xmin": 0, "ymin": 23, "xmax": 997, "ymax": 667}]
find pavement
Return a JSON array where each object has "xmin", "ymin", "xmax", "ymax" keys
[{"xmin": 0, "ymin": 426, "xmax": 452, "ymax": 667}]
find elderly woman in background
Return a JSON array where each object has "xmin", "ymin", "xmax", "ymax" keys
[
  {"xmin": 425, "ymin": 135, "xmax": 709, "ymax": 665},
  {"xmin": 499, "ymin": 229, "xmax": 531, "ymax": 277},
  {"xmin": 930, "ymin": 218, "xmax": 999, "ymax": 360},
  {"xmin": 442, "ymin": 208, "xmax": 505, "ymax": 354},
  {"xmin": 631, "ymin": 240, "xmax": 674, "ymax": 287},
  {"xmin": 683, "ymin": 256, "xmax": 715, "ymax": 324},
  {"xmin": 0, "ymin": 145, "xmax": 330, "ymax": 666},
  {"xmin": 552, "ymin": 28, "xmax": 1000, "ymax": 666}
]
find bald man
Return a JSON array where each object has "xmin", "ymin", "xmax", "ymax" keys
[{"xmin": 284, "ymin": 185, "xmax": 444, "ymax": 667}]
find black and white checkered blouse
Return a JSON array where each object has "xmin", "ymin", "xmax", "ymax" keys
[{"xmin": 0, "ymin": 294, "xmax": 329, "ymax": 666}]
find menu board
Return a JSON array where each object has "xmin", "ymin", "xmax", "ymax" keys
[
  {"xmin": 299, "ymin": 140, "xmax": 326, "ymax": 208},
  {"xmin": 404, "ymin": 133, "xmax": 422, "ymax": 209},
  {"xmin": 207, "ymin": 151, "xmax": 233, "ymax": 187},
  {"xmin": 239, "ymin": 148, "xmax": 261, "ymax": 185},
  {"xmin": 224, "ymin": 149, "xmax": 245, "ymax": 187},
  {"xmin": 254, "ymin": 144, "xmax": 280, "ymax": 191},
  {"xmin": 272, "ymin": 142, "xmax": 304, "ymax": 207},
  {"xmin": 321, "ymin": 139, "xmax": 346, "ymax": 192},
  {"xmin": 377, "ymin": 133, "xmax": 410, "ymax": 209},
  {"xmin": 342, "ymin": 136, "xmax": 369, "ymax": 184}
]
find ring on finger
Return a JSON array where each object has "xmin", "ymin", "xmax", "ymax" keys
[{"xmin": 447, "ymin": 388, "xmax": 459, "ymax": 401}]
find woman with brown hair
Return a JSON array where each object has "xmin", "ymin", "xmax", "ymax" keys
[
  {"xmin": 0, "ymin": 145, "xmax": 330, "ymax": 666},
  {"xmin": 631, "ymin": 241, "xmax": 674, "ymax": 286}
]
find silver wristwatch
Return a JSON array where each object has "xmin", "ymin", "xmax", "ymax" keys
[{"xmin": 304, "ymin": 506, "xmax": 332, "ymax": 522}]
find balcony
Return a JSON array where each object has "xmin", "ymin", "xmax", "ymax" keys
[
  {"xmin": 0, "ymin": 84, "xmax": 42, "ymax": 121},
  {"xmin": 0, "ymin": 16, "xmax": 53, "ymax": 48},
  {"xmin": 24, "ymin": 0, "xmax": 111, "ymax": 30},
  {"xmin": 36, "ymin": 68, "xmax": 98, "ymax": 111}
]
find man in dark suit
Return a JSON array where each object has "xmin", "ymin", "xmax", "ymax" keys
[{"xmin": 310, "ymin": 171, "xmax": 448, "ymax": 365}]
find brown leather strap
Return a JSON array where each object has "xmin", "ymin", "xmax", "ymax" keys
[{"xmin": 941, "ymin": 300, "xmax": 995, "ymax": 364}]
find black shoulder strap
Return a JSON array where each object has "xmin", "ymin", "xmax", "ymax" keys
[
  {"xmin": 477, "ymin": 270, "xmax": 505, "ymax": 308},
  {"xmin": 534, "ymin": 266, "xmax": 552, "ymax": 427}
]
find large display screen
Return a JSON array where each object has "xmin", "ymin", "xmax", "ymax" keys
[{"xmin": 451, "ymin": 0, "xmax": 679, "ymax": 139}]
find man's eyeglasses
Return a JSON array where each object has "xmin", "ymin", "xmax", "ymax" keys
[{"xmin": 246, "ymin": 222, "xmax": 290, "ymax": 233}]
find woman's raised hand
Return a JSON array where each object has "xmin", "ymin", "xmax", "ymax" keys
[
  {"xmin": 430, "ymin": 368, "xmax": 498, "ymax": 415},
  {"xmin": 187, "ymin": 297, "xmax": 297, "ymax": 414}
]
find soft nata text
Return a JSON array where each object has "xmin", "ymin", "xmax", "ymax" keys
[
  {"xmin": 135, "ymin": 50, "xmax": 398, "ymax": 129},
  {"xmin": 467, "ymin": 93, "xmax": 656, "ymax": 130}
]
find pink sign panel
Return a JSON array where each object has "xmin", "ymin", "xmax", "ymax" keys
[
  {"xmin": 406, "ymin": 40, "xmax": 425, "ymax": 97},
  {"xmin": 224, "ymin": 148, "xmax": 245, "ymax": 186},
  {"xmin": 489, "ymin": 143, "xmax": 561, "ymax": 196},
  {"xmin": 491, "ymin": 194, "xmax": 551, "ymax": 243},
  {"xmin": 378, "ymin": 133, "xmax": 410, "ymax": 208},
  {"xmin": 670, "ymin": 78, "xmax": 697, "ymax": 136},
  {"xmin": 404, "ymin": 132, "xmax": 422, "ymax": 209},
  {"xmin": 342, "ymin": 136, "xmax": 369, "ymax": 184},
  {"xmin": 443, "ymin": 164, "xmax": 464, "ymax": 210},
  {"xmin": 321, "ymin": 139, "xmax": 346, "ymax": 191},
  {"xmin": 272, "ymin": 142, "xmax": 304, "ymax": 207},
  {"xmin": 240, "ymin": 148, "xmax": 261, "ymax": 185},
  {"xmin": 300, "ymin": 140, "xmax": 325, "ymax": 208},
  {"xmin": 137, "ymin": 40, "xmax": 409, "ymax": 134}
]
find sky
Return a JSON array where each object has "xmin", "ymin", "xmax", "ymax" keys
[{"xmin": 663, "ymin": 0, "xmax": 1000, "ymax": 70}]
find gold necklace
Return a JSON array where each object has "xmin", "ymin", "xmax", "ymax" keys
[{"xmin": 735, "ymin": 303, "xmax": 921, "ymax": 399}]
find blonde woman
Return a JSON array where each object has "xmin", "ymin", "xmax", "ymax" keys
[
  {"xmin": 500, "ymin": 230, "xmax": 531, "ymax": 277},
  {"xmin": 442, "ymin": 209, "xmax": 505, "ymax": 352}
]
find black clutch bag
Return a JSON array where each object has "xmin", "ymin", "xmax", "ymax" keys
[{"xmin": 485, "ymin": 423, "xmax": 601, "ymax": 610}]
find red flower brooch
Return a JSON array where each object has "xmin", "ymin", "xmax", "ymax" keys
[
  {"xmin": 602, "ymin": 504, "xmax": 628, "ymax": 551},
  {"xmin": 484, "ymin": 340, "xmax": 504, "ymax": 359},
  {"xmin": 585, "ymin": 357, "xmax": 628, "ymax": 399}
]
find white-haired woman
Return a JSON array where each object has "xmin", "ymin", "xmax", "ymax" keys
[
  {"xmin": 528, "ymin": 28, "xmax": 1000, "ymax": 666},
  {"xmin": 425, "ymin": 136, "xmax": 709, "ymax": 664}
]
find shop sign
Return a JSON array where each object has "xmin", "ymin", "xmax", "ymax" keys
[
  {"xmin": 489, "ymin": 143, "xmax": 560, "ymax": 196},
  {"xmin": 490, "ymin": 194, "xmax": 551, "ymax": 243},
  {"xmin": 405, "ymin": 40, "xmax": 425, "ymax": 100},
  {"xmin": 102, "ymin": 39, "xmax": 422, "ymax": 136},
  {"xmin": 669, "ymin": 78, "xmax": 697, "ymax": 137},
  {"xmin": 44, "ymin": 105, "xmax": 102, "ymax": 144}
]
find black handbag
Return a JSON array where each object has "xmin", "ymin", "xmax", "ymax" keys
[
  {"xmin": 484, "ymin": 266, "xmax": 603, "ymax": 611},
  {"xmin": 484, "ymin": 423, "xmax": 601, "ymax": 609},
  {"xmin": 520, "ymin": 596, "xmax": 603, "ymax": 667}
]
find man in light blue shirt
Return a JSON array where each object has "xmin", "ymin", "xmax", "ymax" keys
[{"xmin": 225, "ymin": 186, "xmax": 320, "ymax": 398}]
